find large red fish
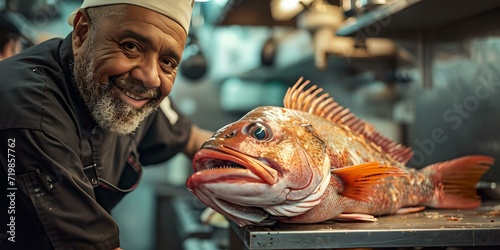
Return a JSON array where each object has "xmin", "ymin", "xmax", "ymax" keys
[{"xmin": 187, "ymin": 77, "xmax": 494, "ymax": 227}]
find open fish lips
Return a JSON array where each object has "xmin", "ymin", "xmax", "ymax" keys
[{"xmin": 187, "ymin": 106, "xmax": 332, "ymax": 227}]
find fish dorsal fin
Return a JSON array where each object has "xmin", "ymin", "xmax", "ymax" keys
[{"xmin": 283, "ymin": 77, "xmax": 414, "ymax": 163}]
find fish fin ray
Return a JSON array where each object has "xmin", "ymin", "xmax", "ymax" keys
[
  {"xmin": 284, "ymin": 77, "xmax": 414, "ymax": 163},
  {"xmin": 334, "ymin": 213, "xmax": 378, "ymax": 222},
  {"xmin": 425, "ymin": 155, "xmax": 494, "ymax": 209},
  {"xmin": 332, "ymin": 162, "xmax": 407, "ymax": 202},
  {"xmin": 395, "ymin": 206, "xmax": 426, "ymax": 214}
]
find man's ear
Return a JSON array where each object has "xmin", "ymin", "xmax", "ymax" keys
[{"xmin": 72, "ymin": 9, "xmax": 90, "ymax": 57}]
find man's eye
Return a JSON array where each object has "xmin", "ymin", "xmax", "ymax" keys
[
  {"xmin": 161, "ymin": 58, "xmax": 177, "ymax": 72},
  {"xmin": 123, "ymin": 42, "xmax": 137, "ymax": 50},
  {"xmin": 161, "ymin": 59, "xmax": 172, "ymax": 66}
]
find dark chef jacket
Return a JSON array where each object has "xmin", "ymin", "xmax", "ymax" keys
[{"xmin": 0, "ymin": 34, "xmax": 193, "ymax": 249}]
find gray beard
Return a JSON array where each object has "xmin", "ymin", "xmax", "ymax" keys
[{"xmin": 72, "ymin": 36, "xmax": 160, "ymax": 135}]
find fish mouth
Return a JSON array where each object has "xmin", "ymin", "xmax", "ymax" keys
[
  {"xmin": 192, "ymin": 147, "xmax": 279, "ymax": 185},
  {"xmin": 188, "ymin": 147, "xmax": 283, "ymax": 226}
]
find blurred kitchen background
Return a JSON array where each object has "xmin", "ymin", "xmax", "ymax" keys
[{"xmin": 3, "ymin": 0, "xmax": 500, "ymax": 249}]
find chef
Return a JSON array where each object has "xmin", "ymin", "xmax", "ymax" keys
[{"xmin": 0, "ymin": 0, "xmax": 213, "ymax": 249}]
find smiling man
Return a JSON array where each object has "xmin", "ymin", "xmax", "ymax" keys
[{"xmin": 0, "ymin": 0, "xmax": 213, "ymax": 249}]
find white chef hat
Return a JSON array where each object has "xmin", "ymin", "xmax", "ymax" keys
[{"xmin": 67, "ymin": 0, "xmax": 195, "ymax": 34}]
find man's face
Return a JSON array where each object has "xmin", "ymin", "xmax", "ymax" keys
[{"xmin": 72, "ymin": 5, "xmax": 187, "ymax": 135}]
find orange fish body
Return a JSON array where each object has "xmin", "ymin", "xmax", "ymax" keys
[{"xmin": 187, "ymin": 78, "xmax": 494, "ymax": 227}]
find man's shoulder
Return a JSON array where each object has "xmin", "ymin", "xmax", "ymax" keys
[{"xmin": 0, "ymin": 39, "xmax": 77, "ymax": 135}]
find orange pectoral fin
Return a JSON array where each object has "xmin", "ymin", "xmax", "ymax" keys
[{"xmin": 332, "ymin": 162, "xmax": 407, "ymax": 202}]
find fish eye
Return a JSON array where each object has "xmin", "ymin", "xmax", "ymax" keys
[{"xmin": 244, "ymin": 123, "xmax": 272, "ymax": 141}]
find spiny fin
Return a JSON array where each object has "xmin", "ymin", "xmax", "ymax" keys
[
  {"xmin": 283, "ymin": 77, "xmax": 414, "ymax": 163},
  {"xmin": 332, "ymin": 162, "xmax": 407, "ymax": 202},
  {"xmin": 424, "ymin": 155, "xmax": 494, "ymax": 209}
]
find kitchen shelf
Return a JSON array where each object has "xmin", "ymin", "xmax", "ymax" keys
[
  {"xmin": 336, "ymin": 0, "xmax": 500, "ymax": 38},
  {"xmin": 233, "ymin": 55, "xmax": 396, "ymax": 83}
]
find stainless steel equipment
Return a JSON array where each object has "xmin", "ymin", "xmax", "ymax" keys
[{"xmin": 230, "ymin": 201, "xmax": 500, "ymax": 249}]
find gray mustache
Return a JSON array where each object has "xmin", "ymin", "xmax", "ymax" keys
[{"xmin": 113, "ymin": 77, "xmax": 161, "ymax": 99}]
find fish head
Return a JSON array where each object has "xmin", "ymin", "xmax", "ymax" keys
[{"xmin": 187, "ymin": 106, "xmax": 332, "ymax": 226}]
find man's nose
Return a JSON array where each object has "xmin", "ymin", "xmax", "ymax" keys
[{"xmin": 130, "ymin": 57, "xmax": 161, "ymax": 88}]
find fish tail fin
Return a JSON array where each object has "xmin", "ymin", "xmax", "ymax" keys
[{"xmin": 425, "ymin": 155, "xmax": 494, "ymax": 209}]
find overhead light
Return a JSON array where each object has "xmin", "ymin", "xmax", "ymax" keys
[{"xmin": 270, "ymin": 0, "xmax": 314, "ymax": 21}]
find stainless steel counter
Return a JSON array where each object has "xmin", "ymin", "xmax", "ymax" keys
[{"xmin": 230, "ymin": 201, "xmax": 500, "ymax": 249}]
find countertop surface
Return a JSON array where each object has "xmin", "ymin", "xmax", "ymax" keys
[{"xmin": 230, "ymin": 200, "xmax": 500, "ymax": 249}]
